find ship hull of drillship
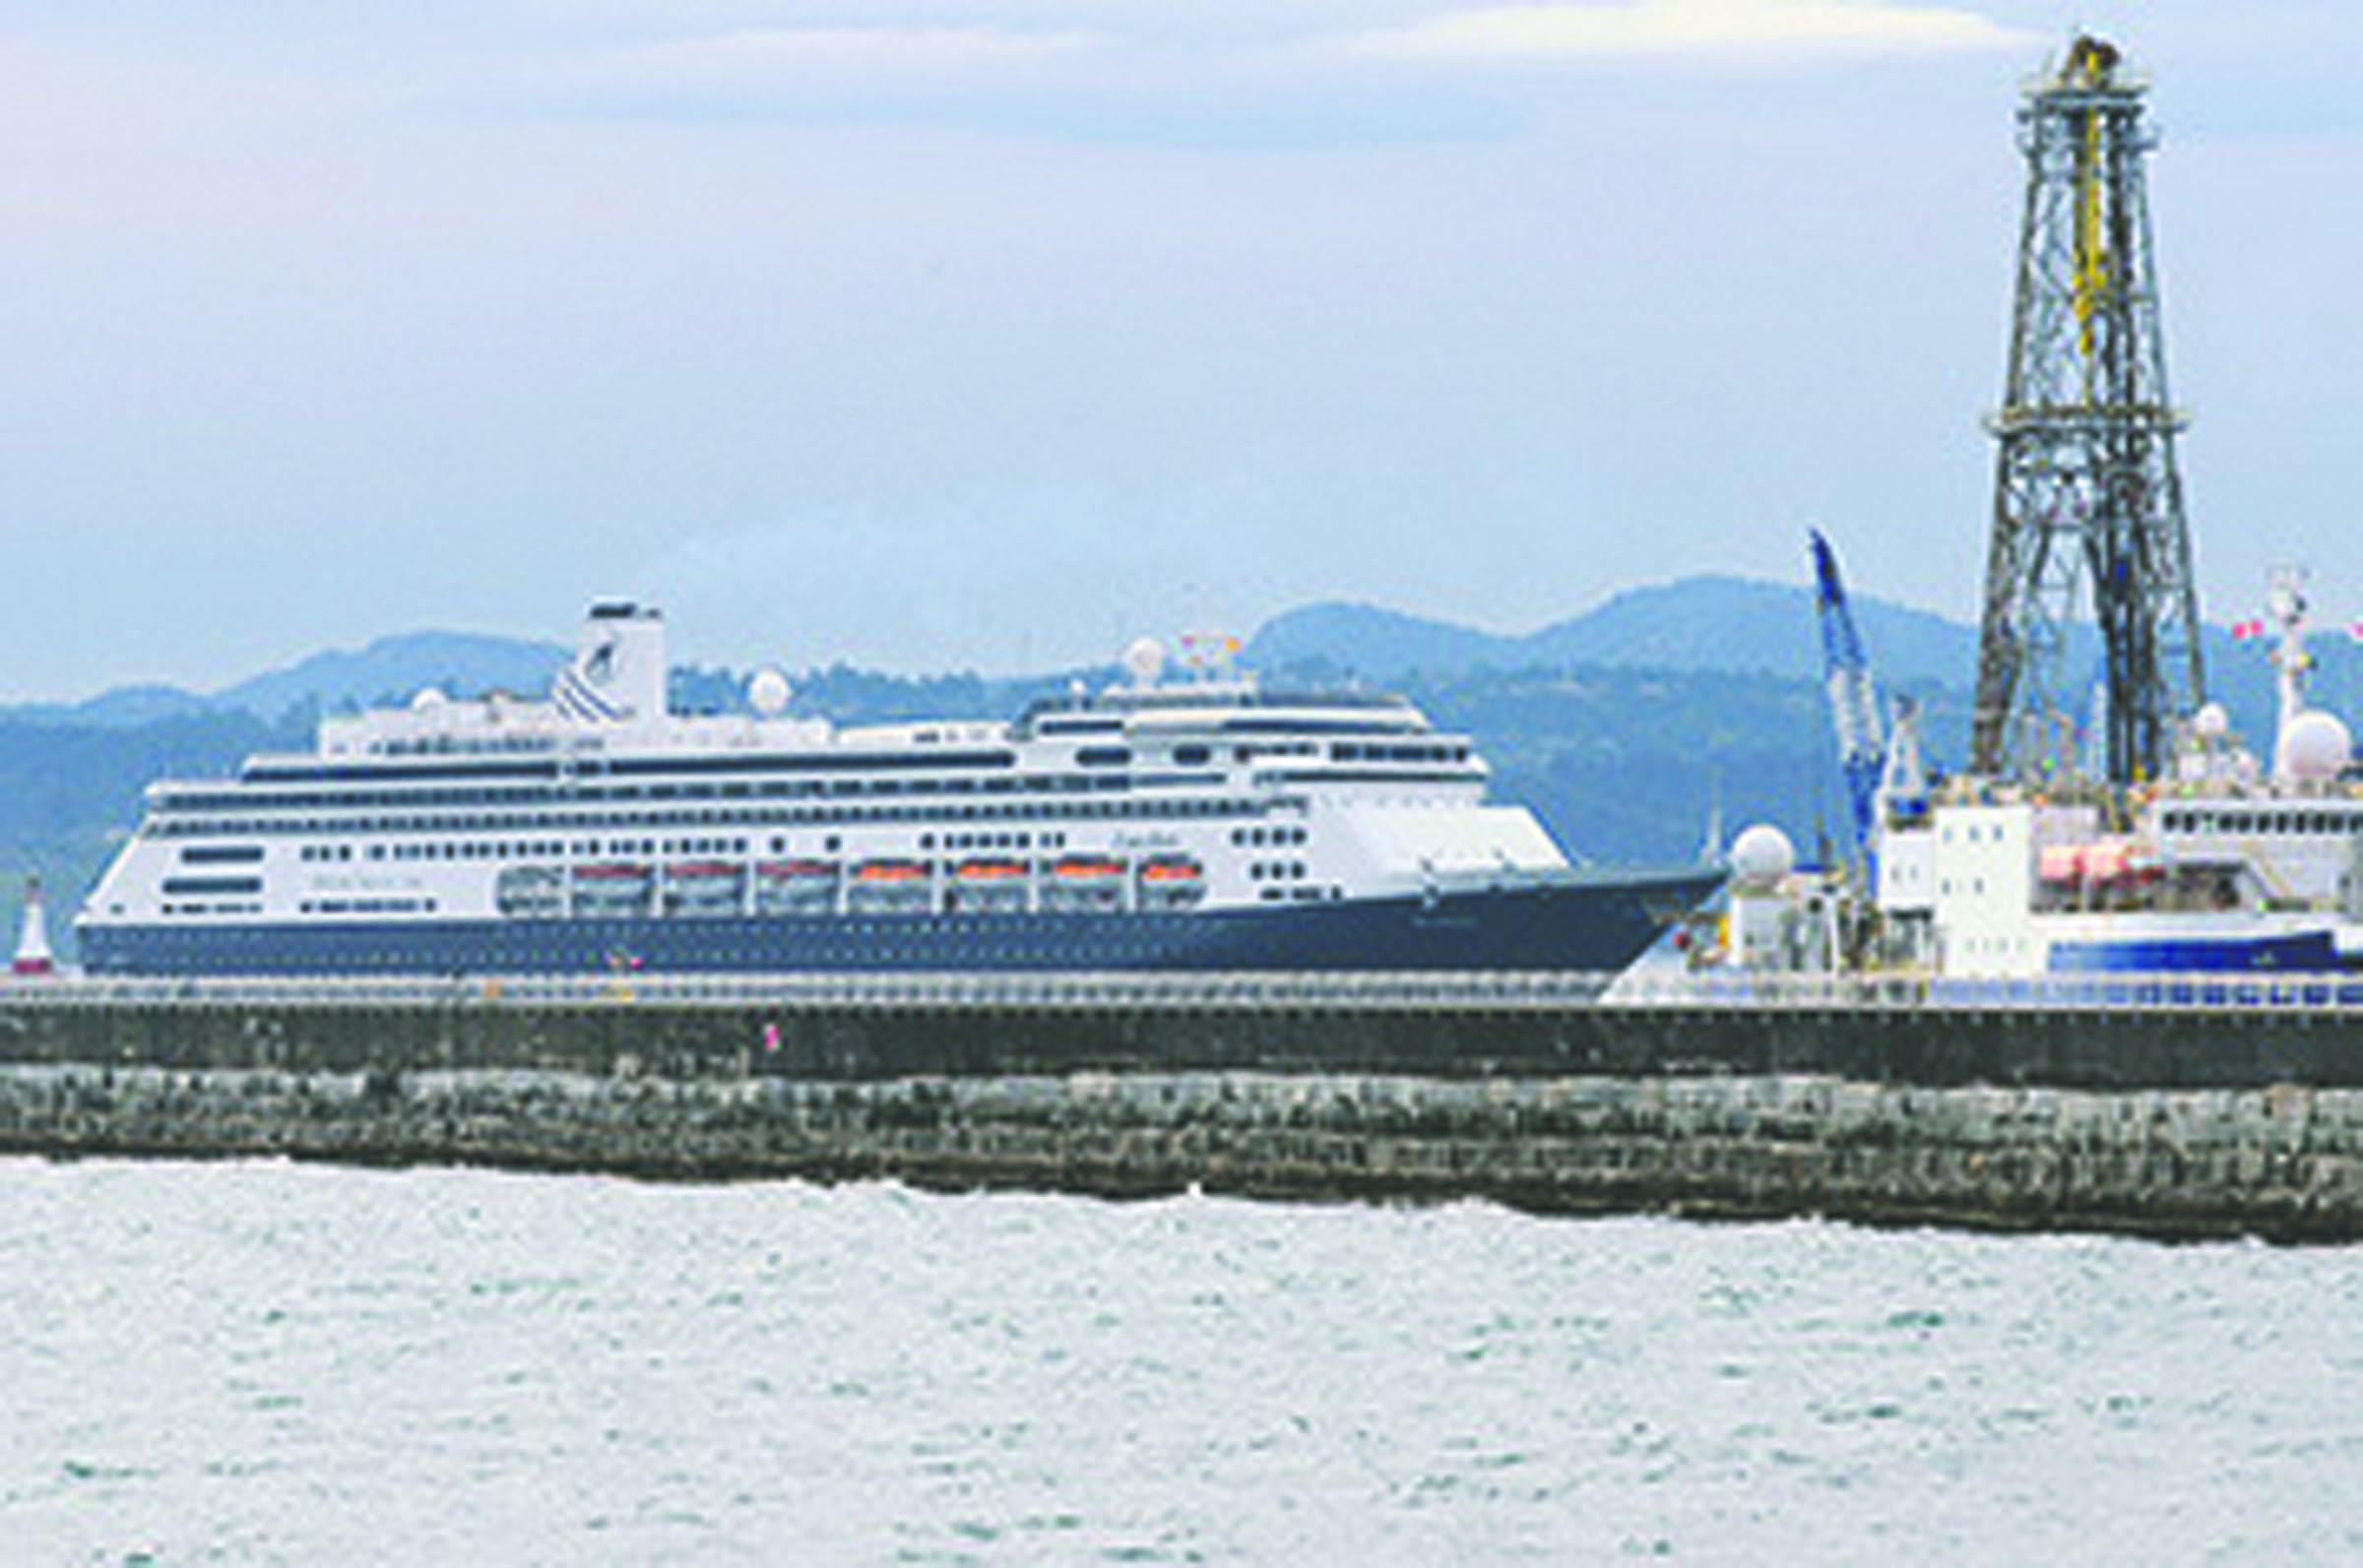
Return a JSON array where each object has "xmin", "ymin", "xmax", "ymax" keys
[
  {"xmin": 2044, "ymin": 928, "xmax": 2357, "ymax": 974},
  {"xmin": 79, "ymin": 871, "xmax": 1718, "ymax": 977}
]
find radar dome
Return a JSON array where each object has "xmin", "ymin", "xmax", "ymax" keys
[
  {"xmin": 1121, "ymin": 637, "xmax": 1166, "ymax": 686},
  {"xmin": 410, "ymin": 686, "xmax": 449, "ymax": 713},
  {"xmin": 747, "ymin": 667, "xmax": 792, "ymax": 718},
  {"xmin": 2193, "ymin": 702, "xmax": 2230, "ymax": 741},
  {"xmin": 1729, "ymin": 824, "xmax": 1795, "ymax": 892},
  {"xmin": 2278, "ymin": 710, "xmax": 2352, "ymax": 783}
]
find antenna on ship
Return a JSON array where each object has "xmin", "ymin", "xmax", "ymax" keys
[
  {"xmin": 12, "ymin": 876, "xmax": 54, "ymax": 976},
  {"xmin": 2231, "ymin": 565, "xmax": 2356, "ymax": 785},
  {"xmin": 1697, "ymin": 772, "xmax": 1725, "ymax": 865}
]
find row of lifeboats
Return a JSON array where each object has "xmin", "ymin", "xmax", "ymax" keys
[
  {"xmin": 573, "ymin": 853, "xmax": 1203, "ymax": 883},
  {"xmin": 2036, "ymin": 841, "xmax": 2161, "ymax": 885},
  {"xmin": 498, "ymin": 854, "xmax": 1207, "ymax": 918}
]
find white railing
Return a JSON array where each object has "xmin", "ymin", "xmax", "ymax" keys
[
  {"xmin": 5, "ymin": 967, "xmax": 2363, "ymax": 1015},
  {"xmin": 1604, "ymin": 967, "xmax": 2363, "ymax": 1014},
  {"xmin": 0, "ymin": 970, "xmax": 1618, "ymax": 1014}
]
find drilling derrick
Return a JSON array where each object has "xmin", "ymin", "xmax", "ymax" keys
[{"xmin": 1969, "ymin": 35, "xmax": 2203, "ymax": 784}]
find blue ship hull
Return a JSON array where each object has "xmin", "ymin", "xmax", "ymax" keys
[
  {"xmin": 2046, "ymin": 928, "xmax": 2357, "ymax": 974},
  {"xmin": 80, "ymin": 870, "xmax": 1720, "ymax": 977}
]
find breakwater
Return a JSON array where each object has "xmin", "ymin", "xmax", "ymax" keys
[{"xmin": 6, "ymin": 972, "xmax": 2363, "ymax": 1240}]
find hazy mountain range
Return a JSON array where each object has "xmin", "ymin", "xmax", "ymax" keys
[
  {"xmin": 7, "ymin": 633, "xmax": 573, "ymax": 729},
  {"xmin": 4, "ymin": 574, "xmax": 1980, "ymax": 724},
  {"xmin": 1246, "ymin": 575, "xmax": 1980, "ymax": 688}
]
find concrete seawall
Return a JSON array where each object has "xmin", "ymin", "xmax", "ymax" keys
[
  {"xmin": 10, "ymin": 971, "xmax": 2363, "ymax": 1088},
  {"xmin": 7, "ymin": 974, "xmax": 2363, "ymax": 1240}
]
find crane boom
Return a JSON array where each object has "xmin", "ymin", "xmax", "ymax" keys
[{"xmin": 1809, "ymin": 530, "xmax": 1885, "ymax": 861}]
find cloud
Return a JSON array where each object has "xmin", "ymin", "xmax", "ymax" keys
[
  {"xmin": 602, "ymin": 25, "xmax": 1100, "ymax": 80},
  {"xmin": 472, "ymin": 17, "xmax": 1519, "ymax": 148},
  {"xmin": 1333, "ymin": 0, "xmax": 2033, "ymax": 65},
  {"xmin": 523, "ymin": 25, "xmax": 1100, "ymax": 112}
]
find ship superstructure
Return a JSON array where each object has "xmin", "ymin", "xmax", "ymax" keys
[
  {"xmin": 77, "ymin": 604, "xmax": 1716, "ymax": 975},
  {"xmin": 1710, "ymin": 567, "xmax": 2363, "ymax": 981},
  {"xmin": 1872, "ymin": 570, "xmax": 2362, "ymax": 976}
]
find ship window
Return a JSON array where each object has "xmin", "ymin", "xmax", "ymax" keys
[
  {"xmin": 162, "ymin": 875, "xmax": 263, "ymax": 897},
  {"xmin": 181, "ymin": 846, "xmax": 264, "ymax": 865}
]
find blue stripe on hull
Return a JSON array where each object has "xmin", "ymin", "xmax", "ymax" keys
[
  {"xmin": 80, "ymin": 872, "xmax": 1720, "ymax": 977},
  {"xmin": 2046, "ymin": 929, "xmax": 2354, "ymax": 973}
]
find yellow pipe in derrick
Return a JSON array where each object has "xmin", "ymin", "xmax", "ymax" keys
[{"xmin": 2074, "ymin": 110, "xmax": 2108, "ymax": 361}]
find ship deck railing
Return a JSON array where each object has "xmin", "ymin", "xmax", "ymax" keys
[
  {"xmin": 1603, "ymin": 968, "xmax": 2363, "ymax": 1014},
  {"xmin": 0, "ymin": 970, "xmax": 1618, "ymax": 1013}
]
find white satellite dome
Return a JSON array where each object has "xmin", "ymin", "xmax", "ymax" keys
[
  {"xmin": 2193, "ymin": 702, "xmax": 2230, "ymax": 741},
  {"xmin": 1121, "ymin": 636, "xmax": 1166, "ymax": 686},
  {"xmin": 2278, "ymin": 709, "xmax": 2352, "ymax": 783},
  {"xmin": 747, "ymin": 667, "xmax": 793, "ymax": 718},
  {"xmin": 1729, "ymin": 823, "xmax": 1795, "ymax": 892},
  {"xmin": 410, "ymin": 686, "xmax": 449, "ymax": 712}
]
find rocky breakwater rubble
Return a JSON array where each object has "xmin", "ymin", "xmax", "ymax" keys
[{"xmin": 3, "ymin": 1061, "xmax": 2361, "ymax": 1242}]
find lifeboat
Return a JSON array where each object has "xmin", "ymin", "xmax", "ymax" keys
[
  {"xmin": 752, "ymin": 858, "xmax": 838, "ymax": 916},
  {"xmin": 494, "ymin": 864, "xmax": 566, "ymax": 920},
  {"xmin": 663, "ymin": 859, "xmax": 744, "ymax": 917},
  {"xmin": 948, "ymin": 857, "xmax": 1029, "ymax": 914},
  {"xmin": 571, "ymin": 862, "xmax": 651, "ymax": 882},
  {"xmin": 847, "ymin": 857, "xmax": 931, "ymax": 914},
  {"xmin": 1136, "ymin": 853, "xmax": 1208, "ymax": 910},
  {"xmin": 570, "ymin": 862, "xmax": 654, "ymax": 916},
  {"xmin": 755, "ymin": 858, "xmax": 839, "ymax": 881},
  {"xmin": 1043, "ymin": 853, "xmax": 1126, "ymax": 913}
]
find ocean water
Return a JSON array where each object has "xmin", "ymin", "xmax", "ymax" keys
[{"xmin": 3, "ymin": 1160, "xmax": 2359, "ymax": 1565}]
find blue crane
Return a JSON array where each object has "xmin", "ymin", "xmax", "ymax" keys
[{"xmin": 1809, "ymin": 530, "xmax": 1885, "ymax": 865}]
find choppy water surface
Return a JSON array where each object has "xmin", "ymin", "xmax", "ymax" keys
[{"xmin": 4, "ymin": 1160, "xmax": 2360, "ymax": 1564}]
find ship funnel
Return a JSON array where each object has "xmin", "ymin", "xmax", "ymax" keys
[
  {"xmin": 13, "ymin": 876, "xmax": 54, "ymax": 976},
  {"xmin": 553, "ymin": 602, "xmax": 670, "ymax": 725}
]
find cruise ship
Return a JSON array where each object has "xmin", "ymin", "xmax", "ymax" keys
[{"xmin": 75, "ymin": 603, "xmax": 1720, "ymax": 975}]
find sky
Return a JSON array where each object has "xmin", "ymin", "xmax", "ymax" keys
[{"xmin": 3, "ymin": 0, "xmax": 2361, "ymax": 698}]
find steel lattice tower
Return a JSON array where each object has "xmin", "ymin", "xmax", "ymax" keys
[{"xmin": 1969, "ymin": 35, "xmax": 2203, "ymax": 784}]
